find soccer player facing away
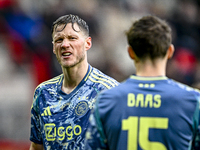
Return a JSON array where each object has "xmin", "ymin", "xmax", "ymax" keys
[
  {"xmin": 84, "ymin": 15, "xmax": 200, "ymax": 150},
  {"xmin": 29, "ymin": 14, "xmax": 119, "ymax": 150}
]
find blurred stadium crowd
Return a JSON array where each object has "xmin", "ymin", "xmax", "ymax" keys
[{"xmin": 0, "ymin": 0, "xmax": 200, "ymax": 149}]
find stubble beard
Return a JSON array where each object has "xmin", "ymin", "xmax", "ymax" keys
[{"xmin": 56, "ymin": 51, "xmax": 86, "ymax": 69}]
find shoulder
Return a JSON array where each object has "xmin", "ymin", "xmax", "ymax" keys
[
  {"xmin": 31, "ymin": 74, "xmax": 63, "ymax": 111},
  {"xmin": 34, "ymin": 74, "xmax": 63, "ymax": 93},
  {"xmin": 168, "ymin": 79, "xmax": 200, "ymax": 96},
  {"xmin": 88, "ymin": 67, "xmax": 119, "ymax": 90},
  {"xmin": 94, "ymin": 80, "xmax": 129, "ymax": 109},
  {"xmin": 164, "ymin": 79, "xmax": 200, "ymax": 107},
  {"xmin": 97, "ymin": 80, "xmax": 127, "ymax": 101},
  {"xmin": 33, "ymin": 74, "xmax": 63, "ymax": 102}
]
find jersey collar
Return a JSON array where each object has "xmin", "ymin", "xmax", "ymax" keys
[
  {"xmin": 130, "ymin": 75, "xmax": 168, "ymax": 81},
  {"xmin": 58, "ymin": 64, "xmax": 92, "ymax": 96}
]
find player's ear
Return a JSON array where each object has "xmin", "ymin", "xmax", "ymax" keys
[
  {"xmin": 128, "ymin": 46, "xmax": 137, "ymax": 60},
  {"xmin": 167, "ymin": 44, "xmax": 174, "ymax": 59},
  {"xmin": 85, "ymin": 37, "xmax": 92, "ymax": 51}
]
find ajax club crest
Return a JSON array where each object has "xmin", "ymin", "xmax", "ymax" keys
[{"xmin": 75, "ymin": 101, "xmax": 88, "ymax": 116}]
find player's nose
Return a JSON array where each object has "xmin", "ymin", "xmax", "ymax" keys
[{"xmin": 61, "ymin": 39, "xmax": 70, "ymax": 48}]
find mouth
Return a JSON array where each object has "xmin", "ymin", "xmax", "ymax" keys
[{"xmin": 62, "ymin": 52, "xmax": 72, "ymax": 57}]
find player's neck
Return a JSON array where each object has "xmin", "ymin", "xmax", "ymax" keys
[
  {"xmin": 135, "ymin": 58, "xmax": 166, "ymax": 77},
  {"xmin": 62, "ymin": 62, "xmax": 89, "ymax": 94}
]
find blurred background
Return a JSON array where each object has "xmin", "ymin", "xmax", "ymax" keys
[{"xmin": 0, "ymin": 0, "xmax": 200, "ymax": 149}]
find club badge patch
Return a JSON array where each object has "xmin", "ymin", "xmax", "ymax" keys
[{"xmin": 75, "ymin": 101, "xmax": 88, "ymax": 116}]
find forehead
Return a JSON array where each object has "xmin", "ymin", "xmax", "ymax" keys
[{"xmin": 52, "ymin": 23, "xmax": 84, "ymax": 38}]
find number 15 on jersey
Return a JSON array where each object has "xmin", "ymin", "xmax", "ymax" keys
[{"xmin": 122, "ymin": 116, "xmax": 169, "ymax": 150}]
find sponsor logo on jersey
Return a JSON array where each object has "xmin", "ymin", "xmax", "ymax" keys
[{"xmin": 44, "ymin": 123, "xmax": 82, "ymax": 141}]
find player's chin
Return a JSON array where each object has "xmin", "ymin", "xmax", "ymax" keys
[{"xmin": 61, "ymin": 62, "xmax": 77, "ymax": 68}]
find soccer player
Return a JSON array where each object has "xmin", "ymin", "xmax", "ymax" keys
[
  {"xmin": 84, "ymin": 15, "xmax": 200, "ymax": 150},
  {"xmin": 29, "ymin": 14, "xmax": 119, "ymax": 150}
]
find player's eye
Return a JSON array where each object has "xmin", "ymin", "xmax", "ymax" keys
[
  {"xmin": 55, "ymin": 38, "xmax": 63, "ymax": 43},
  {"xmin": 69, "ymin": 36, "xmax": 77, "ymax": 40}
]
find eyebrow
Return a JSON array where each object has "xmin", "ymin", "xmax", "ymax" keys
[
  {"xmin": 53, "ymin": 32, "xmax": 68, "ymax": 38},
  {"xmin": 53, "ymin": 32, "xmax": 80, "ymax": 41}
]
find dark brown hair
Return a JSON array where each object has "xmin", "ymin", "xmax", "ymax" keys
[
  {"xmin": 51, "ymin": 14, "xmax": 89, "ymax": 37},
  {"xmin": 126, "ymin": 15, "xmax": 172, "ymax": 60}
]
